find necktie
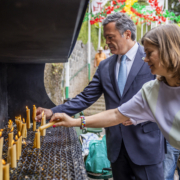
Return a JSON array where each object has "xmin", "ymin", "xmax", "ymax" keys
[{"xmin": 118, "ymin": 55, "xmax": 127, "ymax": 96}]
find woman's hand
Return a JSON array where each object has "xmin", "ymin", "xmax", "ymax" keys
[{"xmin": 49, "ymin": 113, "xmax": 80, "ymax": 128}]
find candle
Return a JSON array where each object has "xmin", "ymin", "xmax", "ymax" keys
[
  {"xmin": 7, "ymin": 147, "xmax": 11, "ymax": 164},
  {"xmin": 32, "ymin": 105, "xmax": 36, "ymax": 131},
  {"xmin": 10, "ymin": 141, "xmax": 17, "ymax": 168},
  {"xmin": 34, "ymin": 130, "xmax": 40, "ymax": 149},
  {"xmin": 8, "ymin": 128, "xmax": 14, "ymax": 147},
  {"xmin": 8, "ymin": 120, "xmax": 13, "ymax": 129},
  {"xmin": 2, "ymin": 161, "xmax": 9, "ymax": 180},
  {"xmin": 14, "ymin": 135, "xmax": 19, "ymax": 160},
  {"xmin": 15, "ymin": 119, "xmax": 19, "ymax": 130},
  {"xmin": 18, "ymin": 121, "xmax": 22, "ymax": 132},
  {"xmin": 26, "ymin": 106, "xmax": 31, "ymax": 129},
  {"xmin": 39, "ymin": 121, "xmax": 56, "ymax": 131},
  {"xmin": 0, "ymin": 132, "xmax": 3, "ymax": 158},
  {"xmin": 25, "ymin": 129, "xmax": 27, "ymax": 138},
  {"xmin": 0, "ymin": 159, "xmax": 3, "ymax": 180},
  {"xmin": 40, "ymin": 111, "xmax": 46, "ymax": 136},
  {"xmin": 18, "ymin": 132, "xmax": 22, "ymax": 157},
  {"xmin": 21, "ymin": 122, "xmax": 26, "ymax": 139}
]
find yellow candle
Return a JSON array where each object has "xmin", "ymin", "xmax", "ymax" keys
[
  {"xmin": 8, "ymin": 120, "xmax": 13, "ymax": 129},
  {"xmin": 14, "ymin": 135, "xmax": 19, "ymax": 160},
  {"xmin": 0, "ymin": 132, "xmax": 3, "ymax": 158},
  {"xmin": 10, "ymin": 143, "xmax": 16, "ymax": 168},
  {"xmin": 3, "ymin": 163, "xmax": 9, "ymax": 180},
  {"xmin": 40, "ymin": 112, "xmax": 46, "ymax": 136},
  {"xmin": 18, "ymin": 121, "xmax": 22, "ymax": 132},
  {"xmin": 25, "ymin": 129, "xmax": 27, "ymax": 138},
  {"xmin": 21, "ymin": 123, "xmax": 26, "ymax": 138},
  {"xmin": 35, "ymin": 130, "xmax": 40, "ymax": 149},
  {"xmin": 0, "ymin": 159, "xmax": 3, "ymax": 180},
  {"xmin": 26, "ymin": 106, "xmax": 31, "ymax": 129},
  {"xmin": 15, "ymin": 120, "xmax": 19, "ymax": 130},
  {"xmin": 8, "ymin": 129, "xmax": 14, "ymax": 148},
  {"xmin": 18, "ymin": 132, "xmax": 22, "ymax": 157},
  {"xmin": 32, "ymin": 105, "xmax": 36, "ymax": 131},
  {"xmin": 33, "ymin": 135, "xmax": 36, "ymax": 148},
  {"xmin": 7, "ymin": 147, "xmax": 11, "ymax": 164},
  {"xmin": 39, "ymin": 121, "xmax": 56, "ymax": 131}
]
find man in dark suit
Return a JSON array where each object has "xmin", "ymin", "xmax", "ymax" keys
[{"xmin": 36, "ymin": 13, "xmax": 164, "ymax": 179}]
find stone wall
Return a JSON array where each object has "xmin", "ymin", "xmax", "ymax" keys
[
  {"xmin": 68, "ymin": 40, "xmax": 96, "ymax": 98},
  {"xmin": 44, "ymin": 40, "xmax": 97, "ymax": 105}
]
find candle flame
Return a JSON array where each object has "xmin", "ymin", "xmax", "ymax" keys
[
  {"xmin": 0, "ymin": 129, "xmax": 3, "ymax": 132},
  {"xmin": 2, "ymin": 159, "xmax": 6, "ymax": 165},
  {"xmin": 12, "ymin": 140, "xmax": 14, "ymax": 145},
  {"xmin": 23, "ymin": 118, "xmax": 25, "ymax": 123},
  {"xmin": 8, "ymin": 120, "xmax": 12, "ymax": 125},
  {"xmin": 26, "ymin": 106, "xmax": 28, "ymax": 110},
  {"xmin": 22, "ymin": 139, "xmax": 26, "ymax": 145},
  {"xmin": 0, "ymin": 132, "xmax": 2, "ymax": 137},
  {"xmin": 15, "ymin": 135, "xmax": 18, "ymax": 140},
  {"xmin": 19, "ymin": 115, "xmax": 21, "ymax": 121},
  {"xmin": 33, "ymin": 105, "xmax": 36, "ymax": 107},
  {"xmin": 42, "ymin": 111, "xmax": 44, "ymax": 116},
  {"xmin": 10, "ymin": 127, "xmax": 14, "ymax": 132},
  {"xmin": 18, "ymin": 131, "xmax": 21, "ymax": 137}
]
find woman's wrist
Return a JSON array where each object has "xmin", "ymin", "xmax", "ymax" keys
[{"xmin": 72, "ymin": 118, "xmax": 81, "ymax": 127}]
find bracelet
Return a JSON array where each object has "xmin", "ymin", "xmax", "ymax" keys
[{"xmin": 80, "ymin": 115, "xmax": 86, "ymax": 130}]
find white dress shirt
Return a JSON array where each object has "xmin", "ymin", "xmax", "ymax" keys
[{"xmin": 116, "ymin": 42, "xmax": 139, "ymax": 81}]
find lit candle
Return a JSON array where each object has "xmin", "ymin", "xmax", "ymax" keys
[
  {"xmin": 39, "ymin": 121, "xmax": 56, "ymax": 131},
  {"xmin": 15, "ymin": 119, "xmax": 19, "ymax": 130},
  {"xmin": 8, "ymin": 120, "xmax": 13, "ymax": 129},
  {"xmin": 14, "ymin": 135, "xmax": 19, "ymax": 160},
  {"xmin": 25, "ymin": 129, "xmax": 27, "ymax": 138},
  {"xmin": 0, "ymin": 132, "xmax": 4, "ymax": 159},
  {"xmin": 26, "ymin": 106, "xmax": 31, "ymax": 129},
  {"xmin": 2, "ymin": 160, "xmax": 9, "ymax": 180},
  {"xmin": 32, "ymin": 105, "xmax": 36, "ymax": 131},
  {"xmin": 8, "ymin": 128, "xmax": 14, "ymax": 148},
  {"xmin": 18, "ymin": 132, "xmax": 22, "ymax": 157},
  {"xmin": 18, "ymin": 121, "xmax": 22, "ymax": 132},
  {"xmin": 34, "ymin": 129, "xmax": 40, "ymax": 149},
  {"xmin": 10, "ymin": 141, "xmax": 17, "ymax": 168},
  {"xmin": 7, "ymin": 147, "xmax": 11, "ymax": 164},
  {"xmin": 21, "ymin": 119, "xmax": 26, "ymax": 138},
  {"xmin": 40, "ymin": 111, "xmax": 46, "ymax": 136},
  {"xmin": 0, "ymin": 159, "xmax": 3, "ymax": 180}
]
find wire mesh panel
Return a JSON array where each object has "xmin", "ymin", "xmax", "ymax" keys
[{"xmin": 2, "ymin": 124, "xmax": 88, "ymax": 180}]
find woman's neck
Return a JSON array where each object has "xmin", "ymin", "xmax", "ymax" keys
[{"xmin": 165, "ymin": 76, "xmax": 180, "ymax": 87}]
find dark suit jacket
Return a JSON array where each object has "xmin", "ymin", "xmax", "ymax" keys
[{"xmin": 51, "ymin": 45, "xmax": 164, "ymax": 165}]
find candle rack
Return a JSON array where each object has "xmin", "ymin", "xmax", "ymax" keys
[{"xmin": 1, "ymin": 124, "xmax": 88, "ymax": 180}]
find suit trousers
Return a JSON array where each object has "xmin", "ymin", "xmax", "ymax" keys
[{"xmin": 111, "ymin": 141, "xmax": 164, "ymax": 180}]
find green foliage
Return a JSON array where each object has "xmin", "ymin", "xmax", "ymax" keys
[{"xmin": 78, "ymin": 21, "xmax": 107, "ymax": 51}]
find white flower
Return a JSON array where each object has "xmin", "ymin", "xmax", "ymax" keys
[{"xmin": 142, "ymin": 57, "xmax": 145, "ymax": 61}]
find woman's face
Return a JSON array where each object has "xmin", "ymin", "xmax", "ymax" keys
[
  {"xmin": 144, "ymin": 41, "xmax": 167, "ymax": 76},
  {"xmin": 104, "ymin": 45, "xmax": 108, "ymax": 50}
]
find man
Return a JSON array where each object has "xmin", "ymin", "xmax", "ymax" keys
[
  {"xmin": 94, "ymin": 46, "xmax": 106, "ymax": 67},
  {"xmin": 36, "ymin": 13, "xmax": 164, "ymax": 179}
]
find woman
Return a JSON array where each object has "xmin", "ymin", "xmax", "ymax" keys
[{"xmin": 50, "ymin": 24, "xmax": 180, "ymax": 149}]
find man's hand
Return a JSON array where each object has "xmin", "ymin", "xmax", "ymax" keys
[
  {"xmin": 122, "ymin": 119, "xmax": 133, "ymax": 126},
  {"xmin": 49, "ymin": 113, "xmax": 80, "ymax": 128},
  {"xmin": 35, "ymin": 107, "xmax": 53, "ymax": 122}
]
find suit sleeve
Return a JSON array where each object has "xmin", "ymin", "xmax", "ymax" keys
[{"xmin": 51, "ymin": 67, "xmax": 103, "ymax": 116}]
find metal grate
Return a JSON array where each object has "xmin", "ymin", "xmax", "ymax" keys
[{"xmin": 2, "ymin": 123, "xmax": 88, "ymax": 180}]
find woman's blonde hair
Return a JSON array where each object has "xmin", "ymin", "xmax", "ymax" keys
[{"xmin": 141, "ymin": 24, "xmax": 180, "ymax": 83}]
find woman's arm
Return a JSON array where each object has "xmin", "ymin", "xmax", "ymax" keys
[{"xmin": 49, "ymin": 108, "xmax": 129, "ymax": 128}]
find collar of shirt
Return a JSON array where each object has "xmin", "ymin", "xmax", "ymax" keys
[{"xmin": 116, "ymin": 42, "xmax": 139, "ymax": 80}]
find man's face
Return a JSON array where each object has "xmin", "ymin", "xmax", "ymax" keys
[
  {"xmin": 103, "ymin": 22, "xmax": 128, "ymax": 55},
  {"xmin": 99, "ymin": 50, "xmax": 102, "ymax": 53}
]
